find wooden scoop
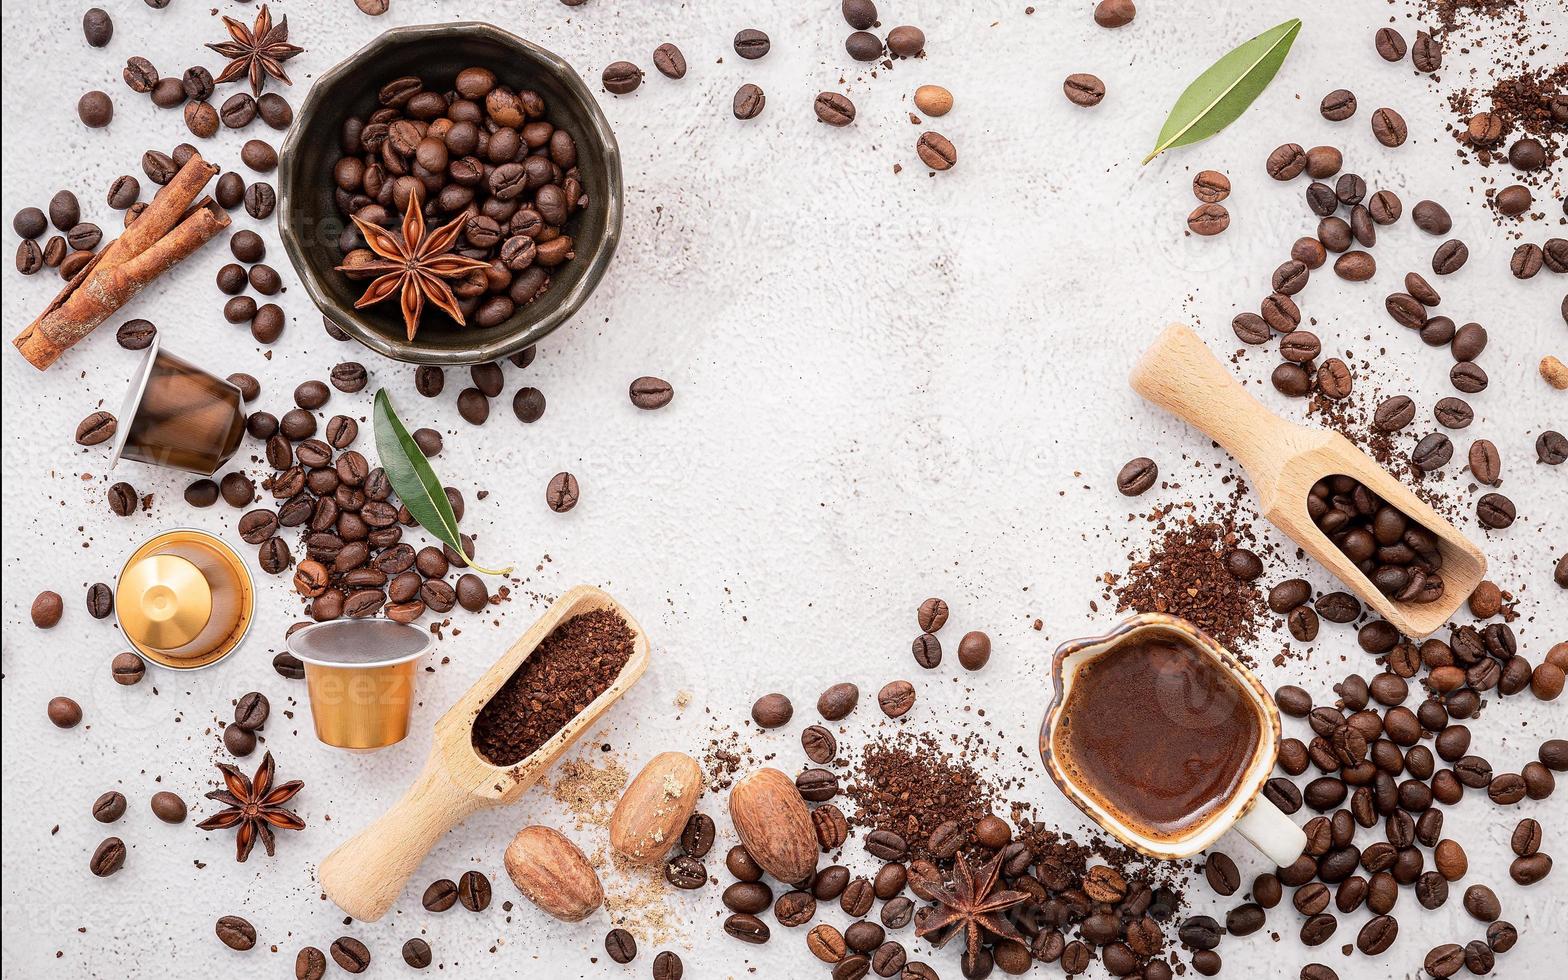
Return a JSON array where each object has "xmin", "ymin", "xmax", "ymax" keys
[
  {"xmin": 1129, "ymin": 324, "xmax": 1485, "ymax": 638},
  {"xmin": 317, "ymin": 585, "xmax": 650, "ymax": 921}
]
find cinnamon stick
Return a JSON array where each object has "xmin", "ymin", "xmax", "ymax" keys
[{"xmin": 13, "ymin": 154, "xmax": 228, "ymax": 370}]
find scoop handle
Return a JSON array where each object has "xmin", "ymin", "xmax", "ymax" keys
[
  {"xmin": 317, "ymin": 753, "xmax": 486, "ymax": 922},
  {"xmin": 1129, "ymin": 324, "xmax": 1303, "ymax": 486}
]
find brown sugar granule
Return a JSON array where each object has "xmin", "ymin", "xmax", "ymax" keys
[
  {"xmin": 1108, "ymin": 506, "xmax": 1267, "ymax": 658},
  {"xmin": 471, "ymin": 609, "xmax": 635, "ymax": 766}
]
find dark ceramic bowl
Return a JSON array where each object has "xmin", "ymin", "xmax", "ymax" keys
[{"xmin": 278, "ymin": 23, "xmax": 622, "ymax": 364}]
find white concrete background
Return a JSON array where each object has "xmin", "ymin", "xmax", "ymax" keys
[{"xmin": 2, "ymin": 1, "xmax": 1564, "ymax": 977}]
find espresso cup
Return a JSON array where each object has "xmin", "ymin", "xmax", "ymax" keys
[{"xmin": 1041, "ymin": 612, "xmax": 1306, "ymax": 867}]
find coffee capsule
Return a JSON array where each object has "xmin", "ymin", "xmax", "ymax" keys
[
  {"xmin": 289, "ymin": 620, "xmax": 432, "ymax": 751},
  {"xmin": 111, "ymin": 338, "xmax": 246, "ymax": 475},
  {"xmin": 116, "ymin": 529, "xmax": 254, "ymax": 669}
]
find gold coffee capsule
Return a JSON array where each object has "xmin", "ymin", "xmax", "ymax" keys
[
  {"xmin": 111, "ymin": 338, "xmax": 246, "ymax": 476},
  {"xmin": 117, "ymin": 529, "xmax": 254, "ymax": 670},
  {"xmin": 289, "ymin": 620, "xmax": 432, "ymax": 751}
]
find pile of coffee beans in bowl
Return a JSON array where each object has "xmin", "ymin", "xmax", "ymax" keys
[{"xmin": 332, "ymin": 67, "xmax": 586, "ymax": 331}]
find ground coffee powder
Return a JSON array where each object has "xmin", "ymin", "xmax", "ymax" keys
[{"xmin": 471, "ymin": 608, "xmax": 635, "ymax": 765}]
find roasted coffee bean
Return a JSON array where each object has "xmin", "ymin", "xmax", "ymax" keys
[
  {"xmin": 817, "ymin": 682, "xmax": 860, "ymax": 721},
  {"xmin": 840, "ymin": 876, "xmax": 875, "ymax": 917},
  {"xmin": 1267, "ymin": 143, "xmax": 1308, "ymax": 180},
  {"xmin": 1187, "ymin": 203, "xmax": 1230, "ymax": 236},
  {"xmin": 1368, "ymin": 189, "xmax": 1402, "ymax": 224},
  {"xmin": 1193, "ymin": 170, "xmax": 1231, "ymax": 203},
  {"xmin": 1306, "ymin": 145, "xmax": 1342, "ymax": 180},
  {"xmin": 1310, "ymin": 181, "xmax": 1335, "ymax": 217},
  {"xmin": 877, "ymin": 681, "xmax": 915, "ymax": 718},
  {"xmin": 1334, "ymin": 250, "xmax": 1376, "ymax": 282},
  {"xmin": 329, "ymin": 361, "xmax": 368, "ymax": 394},
  {"xmin": 771, "ymin": 889, "xmax": 815, "ymax": 927},
  {"xmin": 1476, "ymin": 493, "xmax": 1515, "ymax": 530},
  {"xmin": 1262, "ymin": 293, "xmax": 1301, "ymax": 334},
  {"xmin": 1273, "ymin": 259, "xmax": 1309, "ymax": 294},
  {"xmin": 629, "ymin": 376, "xmax": 674, "ymax": 410},
  {"xmin": 603, "ymin": 928, "xmax": 639, "ymax": 965},
  {"xmin": 1204, "ymin": 853, "xmax": 1240, "ymax": 896},
  {"xmin": 76, "ymin": 410, "xmax": 118, "ymax": 446},
  {"xmin": 1232, "ymin": 312, "xmax": 1270, "ymax": 345},
  {"xmin": 723, "ymin": 912, "xmax": 770, "ymax": 945},
  {"xmin": 1450, "ymin": 361, "xmax": 1487, "ymax": 394},
  {"xmin": 215, "ymin": 915, "xmax": 256, "ymax": 951},
  {"xmin": 599, "ymin": 60, "xmax": 645, "ymax": 95},
  {"xmin": 865, "ymin": 829, "xmax": 907, "ymax": 861},
  {"xmin": 807, "ymin": 865, "xmax": 848, "ymax": 903},
  {"xmin": 93, "ymin": 790, "xmax": 128, "ymax": 823},
  {"xmin": 90, "ymin": 836, "xmax": 125, "ymax": 876},
  {"xmin": 423, "ymin": 879, "xmax": 460, "ymax": 913},
  {"xmin": 732, "ymin": 83, "xmax": 766, "ymax": 120},
  {"xmin": 1510, "ymin": 852, "xmax": 1553, "ymax": 885},
  {"xmin": 797, "ymin": 768, "xmax": 839, "ymax": 803},
  {"xmin": 652, "ymin": 951, "xmax": 683, "ymax": 980},
  {"xmin": 1353, "ymin": 914, "xmax": 1397, "ymax": 956},
  {"xmin": 1321, "ymin": 88, "xmax": 1357, "ymax": 120},
  {"xmin": 886, "ymin": 24, "xmax": 925, "ymax": 57},
  {"xmin": 1538, "ymin": 431, "xmax": 1568, "ymax": 465},
  {"xmin": 651, "ymin": 42, "xmax": 687, "ymax": 80},
  {"xmin": 330, "ymin": 937, "xmax": 371, "ymax": 974},
  {"xmin": 1463, "ymin": 883, "xmax": 1501, "ymax": 922},
  {"xmin": 1063, "ymin": 73, "xmax": 1106, "ymax": 107},
  {"xmin": 85, "ymin": 582, "xmax": 115, "ymax": 619},
  {"xmin": 1178, "ymin": 915, "xmax": 1222, "ymax": 951},
  {"xmin": 1372, "ymin": 395, "xmax": 1415, "ymax": 432},
  {"xmin": 949, "ymin": 630, "xmax": 990, "ymax": 672},
  {"xmin": 1419, "ymin": 309, "xmax": 1456, "ymax": 347},
  {"xmin": 665, "ymin": 854, "xmax": 706, "ymax": 889},
  {"xmin": 150, "ymin": 791, "xmax": 186, "ymax": 824},
  {"xmin": 1269, "ymin": 579, "xmax": 1312, "ymax": 613},
  {"xmin": 815, "ymin": 91, "xmax": 857, "ymax": 126},
  {"xmin": 1116, "ymin": 456, "xmax": 1158, "ymax": 495},
  {"xmin": 455, "ymin": 869, "xmax": 491, "ymax": 911},
  {"xmin": 1370, "ymin": 107, "xmax": 1407, "ymax": 147},
  {"xmin": 244, "ymin": 182, "xmax": 276, "ymax": 219},
  {"xmin": 1280, "ymin": 331, "xmax": 1321, "ymax": 363},
  {"xmin": 1374, "ymin": 27, "xmax": 1407, "ymax": 61},
  {"xmin": 750, "ymin": 692, "xmax": 793, "ymax": 729},
  {"xmin": 1432, "ymin": 238, "xmax": 1469, "ymax": 275},
  {"xmin": 1291, "ymin": 236, "xmax": 1327, "ymax": 270}
]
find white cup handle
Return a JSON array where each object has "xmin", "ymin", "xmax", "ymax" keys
[{"xmin": 1233, "ymin": 798, "xmax": 1307, "ymax": 867}]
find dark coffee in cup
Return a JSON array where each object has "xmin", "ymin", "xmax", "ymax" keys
[{"xmin": 1054, "ymin": 633, "xmax": 1263, "ymax": 841}]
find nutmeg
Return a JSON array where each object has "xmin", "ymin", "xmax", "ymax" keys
[
  {"xmin": 503, "ymin": 826, "xmax": 603, "ymax": 922},
  {"xmin": 609, "ymin": 751, "xmax": 702, "ymax": 865},
  {"xmin": 727, "ymin": 767, "xmax": 817, "ymax": 885}
]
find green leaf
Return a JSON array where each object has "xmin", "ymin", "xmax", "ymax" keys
[
  {"xmin": 1142, "ymin": 18, "xmax": 1303, "ymax": 165},
  {"xmin": 372, "ymin": 388, "xmax": 511, "ymax": 576}
]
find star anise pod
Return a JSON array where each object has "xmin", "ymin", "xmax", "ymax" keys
[
  {"xmin": 206, "ymin": 3, "xmax": 304, "ymax": 97},
  {"xmin": 195, "ymin": 751, "xmax": 305, "ymax": 862},
  {"xmin": 914, "ymin": 851, "xmax": 1028, "ymax": 961},
  {"xmin": 337, "ymin": 187, "xmax": 490, "ymax": 341}
]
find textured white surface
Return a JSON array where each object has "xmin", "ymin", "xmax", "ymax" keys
[{"xmin": 2, "ymin": 1, "xmax": 1564, "ymax": 978}]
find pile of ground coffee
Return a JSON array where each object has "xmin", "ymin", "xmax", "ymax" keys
[
  {"xmin": 471, "ymin": 608, "xmax": 635, "ymax": 765},
  {"xmin": 845, "ymin": 732, "xmax": 1000, "ymax": 857},
  {"xmin": 1106, "ymin": 499, "xmax": 1268, "ymax": 658},
  {"xmin": 1448, "ymin": 64, "xmax": 1568, "ymax": 168}
]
